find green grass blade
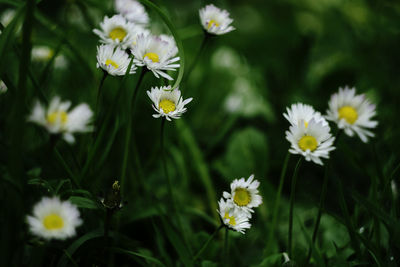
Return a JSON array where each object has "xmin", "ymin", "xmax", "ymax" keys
[{"xmin": 111, "ymin": 248, "xmax": 166, "ymax": 267}]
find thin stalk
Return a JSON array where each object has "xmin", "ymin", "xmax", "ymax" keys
[
  {"xmin": 192, "ymin": 225, "xmax": 223, "ymax": 262},
  {"xmin": 288, "ymin": 157, "xmax": 303, "ymax": 258},
  {"xmin": 224, "ymin": 227, "xmax": 229, "ymax": 266},
  {"xmin": 306, "ymin": 162, "xmax": 330, "ymax": 263},
  {"xmin": 120, "ymin": 68, "xmax": 146, "ymax": 194},
  {"xmin": 94, "ymin": 71, "xmax": 108, "ymax": 124},
  {"xmin": 183, "ymin": 33, "xmax": 209, "ymax": 84},
  {"xmin": 160, "ymin": 118, "xmax": 192, "ymax": 255},
  {"xmin": 266, "ymin": 152, "xmax": 290, "ymax": 254}
]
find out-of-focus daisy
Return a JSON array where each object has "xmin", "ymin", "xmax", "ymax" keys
[
  {"xmin": 218, "ymin": 198, "xmax": 251, "ymax": 234},
  {"xmin": 132, "ymin": 34, "xmax": 180, "ymax": 80},
  {"xmin": 199, "ymin": 4, "xmax": 235, "ymax": 35},
  {"xmin": 28, "ymin": 96, "xmax": 93, "ymax": 144},
  {"xmin": 0, "ymin": 80, "xmax": 7, "ymax": 94},
  {"xmin": 223, "ymin": 174, "xmax": 262, "ymax": 214},
  {"xmin": 286, "ymin": 118, "xmax": 335, "ymax": 165},
  {"xmin": 284, "ymin": 103, "xmax": 328, "ymax": 127},
  {"xmin": 326, "ymin": 86, "xmax": 378, "ymax": 143},
  {"xmin": 32, "ymin": 46, "xmax": 68, "ymax": 69},
  {"xmin": 96, "ymin": 44, "xmax": 136, "ymax": 76},
  {"xmin": 27, "ymin": 196, "xmax": 82, "ymax": 240},
  {"xmin": 93, "ymin": 15, "xmax": 137, "ymax": 49},
  {"xmin": 146, "ymin": 86, "xmax": 192, "ymax": 121},
  {"xmin": 115, "ymin": 0, "xmax": 149, "ymax": 25}
]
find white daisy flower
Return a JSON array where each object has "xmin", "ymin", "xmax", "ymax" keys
[
  {"xmin": 146, "ymin": 86, "xmax": 192, "ymax": 121},
  {"xmin": 131, "ymin": 34, "xmax": 180, "ymax": 80},
  {"xmin": 283, "ymin": 103, "xmax": 328, "ymax": 127},
  {"xmin": 218, "ymin": 198, "xmax": 251, "ymax": 234},
  {"xmin": 93, "ymin": 14, "xmax": 137, "ymax": 49},
  {"xmin": 115, "ymin": 0, "xmax": 149, "ymax": 25},
  {"xmin": 326, "ymin": 86, "xmax": 378, "ymax": 143},
  {"xmin": 31, "ymin": 46, "xmax": 68, "ymax": 69},
  {"xmin": 199, "ymin": 4, "xmax": 235, "ymax": 35},
  {"xmin": 28, "ymin": 96, "xmax": 93, "ymax": 144},
  {"xmin": 27, "ymin": 196, "xmax": 82, "ymax": 240},
  {"xmin": 96, "ymin": 44, "xmax": 136, "ymax": 76},
  {"xmin": 286, "ymin": 118, "xmax": 335, "ymax": 165},
  {"xmin": 223, "ymin": 174, "xmax": 262, "ymax": 214},
  {"xmin": 0, "ymin": 80, "xmax": 7, "ymax": 94}
]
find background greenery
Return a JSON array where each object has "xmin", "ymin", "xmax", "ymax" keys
[{"xmin": 1, "ymin": 0, "xmax": 400, "ymax": 266}]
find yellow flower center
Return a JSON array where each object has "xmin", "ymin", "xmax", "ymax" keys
[
  {"xmin": 105, "ymin": 59, "xmax": 119, "ymax": 69},
  {"xmin": 298, "ymin": 135, "xmax": 318, "ymax": 151},
  {"xmin": 47, "ymin": 111, "xmax": 68, "ymax": 125},
  {"xmin": 109, "ymin": 27, "xmax": 127, "ymax": 41},
  {"xmin": 207, "ymin": 20, "xmax": 219, "ymax": 29},
  {"xmin": 43, "ymin": 213, "xmax": 64, "ymax": 230},
  {"xmin": 143, "ymin": 52, "xmax": 159, "ymax": 63},
  {"xmin": 224, "ymin": 212, "xmax": 236, "ymax": 226},
  {"xmin": 233, "ymin": 188, "xmax": 251, "ymax": 206},
  {"xmin": 338, "ymin": 106, "xmax": 358, "ymax": 124},
  {"xmin": 159, "ymin": 99, "xmax": 176, "ymax": 114}
]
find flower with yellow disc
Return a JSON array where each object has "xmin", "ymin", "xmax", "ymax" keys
[
  {"xmin": 199, "ymin": 4, "xmax": 235, "ymax": 35},
  {"xmin": 27, "ymin": 196, "xmax": 82, "ymax": 240},
  {"xmin": 217, "ymin": 198, "xmax": 251, "ymax": 234},
  {"xmin": 96, "ymin": 44, "xmax": 137, "ymax": 76}
]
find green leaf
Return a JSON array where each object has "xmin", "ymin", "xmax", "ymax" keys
[
  {"xmin": 254, "ymin": 253, "xmax": 283, "ymax": 267},
  {"xmin": 57, "ymin": 229, "xmax": 103, "ymax": 267},
  {"xmin": 111, "ymin": 247, "xmax": 166, "ymax": 267},
  {"xmin": 68, "ymin": 196, "xmax": 100, "ymax": 210},
  {"xmin": 297, "ymin": 216, "xmax": 325, "ymax": 267}
]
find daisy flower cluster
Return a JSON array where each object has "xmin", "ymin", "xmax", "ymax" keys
[
  {"xmin": 93, "ymin": 0, "xmax": 180, "ymax": 80},
  {"xmin": 217, "ymin": 175, "xmax": 262, "ymax": 234},
  {"xmin": 284, "ymin": 86, "xmax": 378, "ymax": 165}
]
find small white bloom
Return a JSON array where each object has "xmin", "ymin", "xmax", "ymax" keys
[
  {"xmin": 27, "ymin": 196, "xmax": 82, "ymax": 240},
  {"xmin": 31, "ymin": 46, "xmax": 68, "ymax": 69},
  {"xmin": 199, "ymin": 4, "xmax": 235, "ymax": 35},
  {"xmin": 93, "ymin": 14, "xmax": 137, "ymax": 49},
  {"xmin": 115, "ymin": 0, "xmax": 149, "ymax": 25},
  {"xmin": 0, "ymin": 80, "xmax": 7, "ymax": 94},
  {"xmin": 326, "ymin": 86, "xmax": 378, "ymax": 143},
  {"xmin": 223, "ymin": 174, "xmax": 262, "ymax": 214},
  {"xmin": 284, "ymin": 102, "xmax": 328, "ymax": 127},
  {"xmin": 28, "ymin": 96, "xmax": 93, "ymax": 144},
  {"xmin": 286, "ymin": 118, "xmax": 335, "ymax": 165},
  {"xmin": 218, "ymin": 198, "xmax": 251, "ymax": 234},
  {"xmin": 96, "ymin": 44, "xmax": 136, "ymax": 76},
  {"xmin": 146, "ymin": 86, "xmax": 192, "ymax": 121},
  {"xmin": 132, "ymin": 34, "xmax": 180, "ymax": 80}
]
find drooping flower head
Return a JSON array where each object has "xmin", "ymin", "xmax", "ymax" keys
[
  {"xmin": 27, "ymin": 197, "xmax": 82, "ymax": 240},
  {"xmin": 114, "ymin": 0, "xmax": 149, "ymax": 25},
  {"xmin": 284, "ymin": 103, "xmax": 328, "ymax": 127},
  {"xmin": 28, "ymin": 96, "xmax": 93, "ymax": 144},
  {"xmin": 286, "ymin": 118, "xmax": 335, "ymax": 165},
  {"xmin": 199, "ymin": 4, "xmax": 235, "ymax": 35},
  {"xmin": 132, "ymin": 34, "xmax": 180, "ymax": 80},
  {"xmin": 218, "ymin": 198, "xmax": 251, "ymax": 234},
  {"xmin": 93, "ymin": 14, "xmax": 138, "ymax": 49},
  {"xmin": 326, "ymin": 86, "xmax": 378, "ymax": 143},
  {"xmin": 96, "ymin": 44, "xmax": 136, "ymax": 76},
  {"xmin": 146, "ymin": 86, "xmax": 192, "ymax": 121},
  {"xmin": 223, "ymin": 174, "xmax": 262, "ymax": 214}
]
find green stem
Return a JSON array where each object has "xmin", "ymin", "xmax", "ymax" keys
[
  {"xmin": 184, "ymin": 33, "xmax": 209, "ymax": 85},
  {"xmin": 192, "ymin": 225, "xmax": 223, "ymax": 262},
  {"xmin": 266, "ymin": 152, "xmax": 290, "ymax": 254},
  {"xmin": 120, "ymin": 68, "xmax": 146, "ymax": 195},
  {"xmin": 224, "ymin": 227, "xmax": 229, "ymax": 266},
  {"xmin": 160, "ymin": 118, "xmax": 192, "ymax": 255},
  {"xmin": 288, "ymin": 157, "xmax": 303, "ymax": 258},
  {"xmin": 94, "ymin": 71, "xmax": 108, "ymax": 124},
  {"xmin": 306, "ymin": 162, "xmax": 330, "ymax": 263}
]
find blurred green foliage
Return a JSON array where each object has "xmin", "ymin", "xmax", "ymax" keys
[{"xmin": 1, "ymin": 0, "xmax": 400, "ymax": 266}]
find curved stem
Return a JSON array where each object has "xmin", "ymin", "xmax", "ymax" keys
[
  {"xmin": 183, "ymin": 33, "xmax": 209, "ymax": 85},
  {"xmin": 192, "ymin": 225, "xmax": 223, "ymax": 262},
  {"xmin": 120, "ymin": 68, "xmax": 146, "ymax": 195},
  {"xmin": 223, "ymin": 227, "xmax": 229, "ymax": 266},
  {"xmin": 288, "ymin": 157, "xmax": 303, "ymax": 258},
  {"xmin": 95, "ymin": 71, "xmax": 108, "ymax": 121}
]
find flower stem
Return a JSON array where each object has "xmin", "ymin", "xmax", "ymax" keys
[
  {"xmin": 120, "ymin": 68, "xmax": 146, "ymax": 195},
  {"xmin": 266, "ymin": 152, "xmax": 290, "ymax": 254},
  {"xmin": 160, "ymin": 118, "xmax": 192, "ymax": 255},
  {"xmin": 192, "ymin": 225, "xmax": 223, "ymax": 262},
  {"xmin": 93, "ymin": 71, "xmax": 108, "ymax": 132},
  {"xmin": 184, "ymin": 33, "xmax": 210, "ymax": 85},
  {"xmin": 288, "ymin": 157, "xmax": 303, "ymax": 259},
  {"xmin": 224, "ymin": 227, "xmax": 229, "ymax": 266}
]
